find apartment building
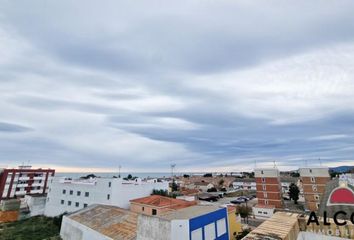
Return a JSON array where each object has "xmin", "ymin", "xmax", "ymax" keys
[
  {"xmin": 44, "ymin": 176, "xmax": 168, "ymax": 216},
  {"xmin": 255, "ymin": 168, "xmax": 283, "ymax": 208},
  {"xmin": 0, "ymin": 166, "xmax": 55, "ymax": 200},
  {"xmin": 299, "ymin": 166, "xmax": 330, "ymax": 211}
]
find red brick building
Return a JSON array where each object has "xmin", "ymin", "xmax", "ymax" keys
[
  {"xmin": 299, "ymin": 166, "xmax": 330, "ymax": 211},
  {"xmin": 0, "ymin": 166, "xmax": 55, "ymax": 200},
  {"xmin": 255, "ymin": 168, "xmax": 283, "ymax": 209}
]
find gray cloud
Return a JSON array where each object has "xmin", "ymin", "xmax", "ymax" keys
[{"xmin": 0, "ymin": 0, "xmax": 354, "ymax": 171}]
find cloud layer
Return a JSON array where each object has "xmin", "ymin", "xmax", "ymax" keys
[{"xmin": 0, "ymin": 0, "xmax": 354, "ymax": 171}]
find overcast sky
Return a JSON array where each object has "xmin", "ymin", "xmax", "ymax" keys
[{"xmin": 0, "ymin": 0, "xmax": 354, "ymax": 172}]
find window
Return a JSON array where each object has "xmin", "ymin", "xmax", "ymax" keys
[
  {"xmin": 258, "ymin": 211, "xmax": 262, "ymax": 214},
  {"xmin": 314, "ymin": 195, "xmax": 320, "ymax": 200},
  {"xmin": 75, "ymin": 202, "xmax": 79, "ymax": 207},
  {"xmin": 152, "ymin": 209, "xmax": 157, "ymax": 215},
  {"xmin": 309, "ymin": 169, "xmax": 312, "ymax": 173},
  {"xmin": 84, "ymin": 203, "xmax": 88, "ymax": 208},
  {"xmin": 311, "ymin": 177, "xmax": 315, "ymax": 183},
  {"xmin": 68, "ymin": 201, "xmax": 72, "ymax": 206},
  {"xmin": 77, "ymin": 191, "xmax": 81, "ymax": 196},
  {"xmin": 217, "ymin": 218, "xmax": 227, "ymax": 237},
  {"xmin": 62, "ymin": 189, "xmax": 66, "ymax": 194},
  {"xmin": 262, "ymin": 178, "xmax": 265, "ymax": 183},
  {"xmin": 61, "ymin": 200, "xmax": 64, "ymax": 205},
  {"xmin": 262, "ymin": 185, "xmax": 266, "ymax": 191},
  {"xmin": 107, "ymin": 194, "xmax": 110, "ymax": 200},
  {"xmin": 261, "ymin": 170, "xmax": 264, "ymax": 174},
  {"xmin": 47, "ymin": 197, "xmax": 49, "ymax": 202},
  {"xmin": 312, "ymin": 185, "xmax": 317, "ymax": 191},
  {"xmin": 191, "ymin": 228, "xmax": 202, "ymax": 240},
  {"xmin": 85, "ymin": 192, "xmax": 89, "ymax": 197},
  {"xmin": 204, "ymin": 223, "xmax": 216, "ymax": 240},
  {"xmin": 265, "ymin": 200, "xmax": 269, "ymax": 205},
  {"xmin": 263, "ymin": 212, "xmax": 267, "ymax": 214},
  {"xmin": 264, "ymin": 192, "xmax": 268, "ymax": 198},
  {"xmin": 108, "ymin": 182, "xmax": 111, "ymax": 188},
  {"xmin": 142, "ymin": 207, "xmax": 145, "ymax": 211},
  {"xmin": 316, "ymin": 203, "xmax": 320, "ymax": 209},
  {"xmin": 39, "ymin": 180, "xmax": 42, "ymax": 183},
  {"xmin": 70, "ymin": 190, "xmax": 73, "ymax": 195}
]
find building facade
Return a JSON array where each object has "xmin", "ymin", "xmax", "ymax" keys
[
  {"xmin": 232, "ymin": 179, "xmax": 256, "ymax": 191},
  {"xmin": 44, "ymin": 176, "xmax": 168, "ymax": 216},
  {"xmin": 255, "ymin": 168, "xmax": 283, "ymax": 208},
  {"xmin": 137, "ymin": 205, "xmax": 229, "ymax": 240},
  {"xmin": 130, "ymin": 195, "xmax": 197, "ymax": 216},
  {"xmin": 0, "ymin": 166, "xmax": 55, "ymax": 200},
  {"xmin": 299, "ymin": 167, "xmax": 330, "ymax": 211}
]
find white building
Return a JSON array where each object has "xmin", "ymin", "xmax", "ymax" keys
[
  {"xmin": 339, "ymin": 173, "xmax": 354, "ymax": 186},
  {"xmin": 232, "ymin": 179, "xmax": 256, "ymax": 191},
  {"xmin": 45, "ymin": 176, "xmax": 168, "ymax": 217}
]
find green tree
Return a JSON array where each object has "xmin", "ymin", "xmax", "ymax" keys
[
  {"xmin": 288, "ymin": 183, "xmax": 300, "ymax": 204},
  {"xmin": 127, "ymin": 174, "xmax": 133, "ymax": 179},
  {"xmin": 236, "ymin": 205, "xmax": 252, "ymax": 224}
]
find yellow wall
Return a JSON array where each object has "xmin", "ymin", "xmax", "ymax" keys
[{"xmin": 228, "ymin": 210, "xmax": 242, "ymax": 240}]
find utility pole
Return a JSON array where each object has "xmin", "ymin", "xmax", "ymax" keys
[{"xmin": 118, "ymin": 165, "xmax": 121, "ymax": 178}]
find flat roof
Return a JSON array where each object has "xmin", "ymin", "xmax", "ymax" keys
[
  {"xmin": 160, "ymin": 205, "xmax": 223, "ymax": 220},
  {"xmin": 243, "ymin": 212, "xmax": 299, "ymax": 240},
  {"xmin": 68, "ymin": 204, "xmax": 137, "ymax": 240}
]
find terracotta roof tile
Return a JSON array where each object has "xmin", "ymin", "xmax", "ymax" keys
[{"xmin": 130, "ymin": 195, "xmax": 197, "ymax": 210}]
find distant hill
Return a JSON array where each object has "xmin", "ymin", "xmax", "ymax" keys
[{"xmin": 329, "ymin": 166, "xmax": 354, "ymax": 173}]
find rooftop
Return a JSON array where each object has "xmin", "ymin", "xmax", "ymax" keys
[
  {"xmin": 130, "ymin": 195, "xmax": 196, "ymax": 210},
  {"xmin": 243, "ymin": 212, "xmax": 300, "ymax": 240},
  {"xmin": 68, "ymin": 204, "xmax": 137, "ymax": 240},
  {"xmin": 160, "ymin": 205, "xmax": 222, "ymax": 220}
]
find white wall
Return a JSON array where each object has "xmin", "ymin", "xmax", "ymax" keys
[
  {"xmin": 136, "ymin": 214, "xmax": 171, "ymax": 240},
  {"xmin": 252, "ymin": 206, "xmax": 274, "ymax": 219},
  {"xmin": 255, "ymin": 168, "xmax": 280, "ymax": 178},
  {"xmin": 297, "ymin": 232, "xmax": 349, "ymax": 240},
  {"xmin": 171, "ymin": 220, "xmax": 189, "ymax": 240},
  {"xmin": 24, "ymin": 195, "xmax": 47, "ymax": 216},
  {"xmin": 45, "ymin": 177, "xmax": 168, "ymax": 216},
  {"xmin": 60, "ymin": 216, "xmax": 112, "ymax": 240},
  {"xmin": 299, "ymin": 167, "xmax": 329, "ymax": 177}
]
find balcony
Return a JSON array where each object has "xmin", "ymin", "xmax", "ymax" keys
[
  {"xmin": 15, "ymin": 190, "xmax": 27, "ymax": 195},
  {"xmin": 16, "ymin": 184, "xmax": 28, "ymax": 188},
  {"xmin": 30, "ymin": 189, "xmax": 43, "ymax": 194},
  {"xmin": 18, "ymin": 177, "xmax": 30, "ymax": 181},
  {"xmin": 33, "ymin": 176, "xmax": 45, "ymax": 180}
]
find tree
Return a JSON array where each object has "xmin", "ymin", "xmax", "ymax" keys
[
  {"xmin": 171, "ymin": 180, "xmax": 178, "ymax": 192},
  {"xmin": 183, "ymin": 174, "xmax": 190, "ymax": 178},
  {"xmin": 288, "ymin": 183, "xmax": 300, "ymax": 204},
  {"xmin": 218, "ymin": 179, "xmax": 225, "ymax": 187},
  {"xmin": 152, "ymin": 189, "xmax": 168, "ymax": 196},
  {"xmin": 236, "ymin": 205, "xmax": 252, "ymax": 224},
  {"xmin": 203, "ymin": 173, "xmax": 212, "ymax": 177},
  {"xmin": 127, "ymin": 174, "xmax": 133, "ymax": 179}
]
